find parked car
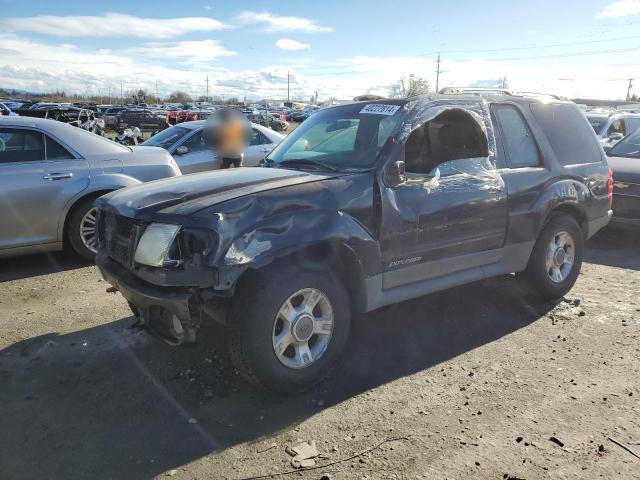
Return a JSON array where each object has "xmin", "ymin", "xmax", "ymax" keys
[
  {"xmin": 102, "ymin": 107, "xmax": 126, "ymax": 129},
  {"xmin": 606, "ymin": 128, "xmax": 640, "ymax": 226},
  {"xmin": 249, "ymin": 112, "xmax": 288, "ymax": 132},
  {"xmin": 0, "ymin": 103, "xmax": 17, "ymax": 116},
  {"xmin": 289, "ymin": 109, "xmax": 317, "ymax": 123},
  {"xmin": 166, "ymin": 110, "xmax": 199, "ymax": 126},
  {"xmin": 116, "ymin": 109, "xmax": 168, "ymax": 133},
  {"xmin": 95, "ymin": 93, "xmax": 611, "ymax": 394},
  {"xmin": 16, "ymin": 106, "xmax": 105, "ymax": 135},
  {"xmin": 0, "ymin": 116, "xmax": 181, "ymax": 260},
  {"xmin": 142, "ymin": 120, "xmax": 284, "ymax": 174},
  {"xmin": 586, "ymin": 112, "xmax": 640, "ymax": 150}
]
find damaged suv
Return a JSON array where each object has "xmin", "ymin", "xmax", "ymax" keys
[{"xmin": 95, "ymin": 93, "xmax": 612, "ymax": 393}]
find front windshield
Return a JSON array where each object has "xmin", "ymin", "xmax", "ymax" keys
[
  {"xmin": 142, "ymin": 125, "xmax": 191, "ymax": 150},
  {"xmin": 586, "ymin": 115, "xmax": 607, "ymax": 134},
  {"xmin": 267, "ymin": 102, "xmax": 406, "ymax": 171},
  {"xmin": 607, "ymin": 129, "xmax": 640, "ymax": 158}
]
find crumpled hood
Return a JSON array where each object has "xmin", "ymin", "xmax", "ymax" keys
[{"xmin": 95, "ymin": 167, "xmax": 339, "ymax": 220}]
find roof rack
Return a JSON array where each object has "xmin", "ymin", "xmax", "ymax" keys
[{"xmin": 438, "ymin": 87, "xmax": 568, "ymax": 101}]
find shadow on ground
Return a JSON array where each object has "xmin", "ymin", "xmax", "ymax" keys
[
  {"xmin": 0, "ymin": 250, "xmax": 91, "ymax": 283},
  {"xmin": 584, "ymin": 225, "xmax": 639, "ymax": 271},
  {"xmin": 0, "ymin": 274, "xmax": 557, "ymax": 480}
]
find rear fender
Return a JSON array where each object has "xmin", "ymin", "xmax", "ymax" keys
[
  {"xmin": 532, "ymin": 179, "xmax": 590, "ymax": 233},
  {"xmin": 58, "ymin": 174, "xmax": 143, "ymax": 240}
]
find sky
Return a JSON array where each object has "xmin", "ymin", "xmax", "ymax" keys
[{"xmin": 1, "ymin": 0, "xmax": 640, "ymax": 101}]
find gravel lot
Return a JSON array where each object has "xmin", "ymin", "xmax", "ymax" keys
[{"xmin": 0, "ymin": 227, "xmax": 638, "ymax": 479}]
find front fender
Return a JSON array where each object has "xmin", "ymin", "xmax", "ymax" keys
[{"xmin": 212, "ymin": 209, "xmax": 380, "ymax": 291}]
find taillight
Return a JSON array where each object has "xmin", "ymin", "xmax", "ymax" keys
[{"xmin": 608, "ymin": 168, "xmax": 614, "ymax": 200}]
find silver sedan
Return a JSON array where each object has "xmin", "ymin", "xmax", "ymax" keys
[
  {"xmin": 0, "ymin": 116, "xmax": 181, "ymax": 260},
  {"xmin": 142, "ymin": 120, "xmax": 284, "ymax": 174}
]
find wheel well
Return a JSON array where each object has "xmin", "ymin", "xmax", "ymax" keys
[
  {"xmin": 546, "ymin": 204, "xmax": 588, "ymax": 238},
  {"xmin": 238, "ymin": 242, "xmax": 365, "ymax": 310},
  {"xmin": 62, "ymin": 190, "xmax": 112, "ymax": 243}
]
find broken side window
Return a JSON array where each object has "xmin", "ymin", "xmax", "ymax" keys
[{"xmin": 403, "ymin": 108, "xmax": 490, "ymax": 178}]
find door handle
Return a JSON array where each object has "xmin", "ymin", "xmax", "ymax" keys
[{"xmin": 43, "ymin": 172, "xmax": 73, "ymax": 181}]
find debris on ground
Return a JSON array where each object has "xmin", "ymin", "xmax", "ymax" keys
[
  {"xmin": 286, "ymin": 441, "xmax": 320, "ymax": 468},
  {"xmin": 608, "ymin": 436, "xmax": 640, "ymax": 460},
  {"xmin": 549, "ymin": 436, "xmax": 565, "ymax": 447}
]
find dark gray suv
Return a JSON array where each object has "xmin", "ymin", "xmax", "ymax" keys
[{"xmin": 95, "ymin": 92, "xmax": 612, "ymax": 393}]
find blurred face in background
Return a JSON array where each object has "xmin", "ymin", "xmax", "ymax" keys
[{"xmin": 203, "ymin": 109, "xmax": 249, "ymax": 157}]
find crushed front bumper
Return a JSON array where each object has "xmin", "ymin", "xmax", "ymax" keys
[{"xmin": 97, "ymin": 255, "xmax": 199, "ymax": 345}]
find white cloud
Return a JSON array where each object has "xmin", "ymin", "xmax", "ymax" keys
[
  {"xmin": 237, "ymin": 11, "xmax": 332, "ymax": 33},
  {"xmin": 0, "ymin": 33, "xmax": 636, "ymax": 102},
  {"xmin": 2, "ymin": 13, "xmax": 227, "ymax": 38},
  {"xmin": 128, "ymin": 40, "xmax": 236, "ymax": 65},
  {"xmin": 525, "ymin": 30, "xmax": 537, "ymax": 35},
  {"xmin": 595, "ymin": 0, "xmax": 640, "ymax": 18},
  {"xmin": 275, "ymin": 38, "xmax": 311, "ymax": 51}
]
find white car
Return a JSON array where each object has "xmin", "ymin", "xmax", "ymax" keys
[
  {"xmin": 0, "ymin": 116, "xmax": 181, "ymax": 259},
  {"xmin": 142, "ymin": 121, "xmax": 284, "ymax": 174},
  {"xmin": 587, "ymin": 112, "xmax": 640, "ymax": 150}
]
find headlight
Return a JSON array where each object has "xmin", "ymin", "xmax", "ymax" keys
[{"xmin": 134, "ymin": 223, "xmax": 180, "ymax": 267}]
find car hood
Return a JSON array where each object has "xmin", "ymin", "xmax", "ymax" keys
[
  {"xmin": 95, "ymin": 167, "xmax": 340, "ymax": 220},
  {"xmin": 607, "ymin": 156, "xmax": 640, "ymax": 185}
]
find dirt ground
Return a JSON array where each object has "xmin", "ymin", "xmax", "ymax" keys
[{"xmin": 0, "ymin": 227, "xmax": 638, "ymax": 480}]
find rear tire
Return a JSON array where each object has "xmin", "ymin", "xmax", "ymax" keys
[
  {"xmin": 67, "ymin": 196, "xmax": 100, "ymax": 261},
  {"xmin": 228, "ymin": 264, "xmax": 351, "ymax": 394},
  {"xmin": 521, "ymin": 214, "xmax": 583, "ymax": 300}
]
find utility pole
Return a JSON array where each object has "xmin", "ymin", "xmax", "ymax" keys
[
  {"xmin": 626, "ymin": 78, "xmax": 634, "ymax": 101},
  {"xmin": 155, "ymin": 80, "xmax": 159, "ymax": 103},
  {"xmin": 120, "ymin": 82, "xmax": 123, "ymax": 100},
  {"xmin": 435, "ymin": 53, "xmax": 441, "ymax": 93},
  {"xmin": 205, "ymin": 75, "xmax": 209, "ymax": 102},
  {"xmin": 287, "ymin": 71, "xmax": 290, "ymax": 103}
]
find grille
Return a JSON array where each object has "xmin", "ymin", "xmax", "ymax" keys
[{"xmin": 101, "ymin": 212, "xmax": 145, "ymax": 267}]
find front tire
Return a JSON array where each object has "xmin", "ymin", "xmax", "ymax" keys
[
  {"xmin": 228, "ymin": 264, "xmax": 351, "ymax": 394},
  {"xmin": 521, "ymin": 214, "xmax": 583, "ymax": 299},
  {"xmin": 67, "ymin": 197, "xmax": 100, "ymax": 261}
]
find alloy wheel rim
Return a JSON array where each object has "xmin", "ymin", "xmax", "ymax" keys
[
  {"xmin": 546, "ymin": 230, "xmax": 575, "ymax": 283},
  {"xmin": 272, "ymin": 288, "xmax": 334, "ymax": 369},
  {"xmin": 80, "ymin": 207, "xmax": 98, "ymax": 253}
]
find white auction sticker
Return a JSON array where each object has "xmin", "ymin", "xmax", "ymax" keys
[{"xmin": 359, "ymin": 104, "xmax": 401, "ymax": 115}]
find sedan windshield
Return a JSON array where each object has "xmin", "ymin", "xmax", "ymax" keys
[
  {"xmin": 607, "ymin": 129, "xmax": 640, "ymax": 158},
  {"xmin": 266, "ymin": 102, "xmax": 406, "ymax": 171},
  {"xmin": 143, "ymin": 125, "xmax": 192, "ymax": 151}
]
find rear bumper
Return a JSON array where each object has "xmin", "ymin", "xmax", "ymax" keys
[
  {"xmin": 97, "ymin": 255, "xmax": 198, "ymax": 345},
  {"xmin": 585, "ymin": 210, "xmax": 613, "ymax": 238}
]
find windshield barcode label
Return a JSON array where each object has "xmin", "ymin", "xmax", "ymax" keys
[{"xmin": 360, "ymin": 104, "xmax": 401, "ymax": 115}]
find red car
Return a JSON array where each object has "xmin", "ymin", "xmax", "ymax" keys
[{"xmin": 166, "ymin": 110, "xmax": 199, "ymax": 125}]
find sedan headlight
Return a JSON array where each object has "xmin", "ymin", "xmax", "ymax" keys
[{"xmin": 134, "ymin": 223, "xmax": 180, "ymax": 267}]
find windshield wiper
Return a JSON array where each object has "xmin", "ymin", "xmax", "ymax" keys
[{"xmin": 277, "ymin": 159, "xmax": 338, "ymax": 172}]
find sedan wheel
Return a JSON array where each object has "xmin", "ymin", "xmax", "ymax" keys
[{"xmin": 80, "ymin": 207, "xmax": 98, "ymax": 254}]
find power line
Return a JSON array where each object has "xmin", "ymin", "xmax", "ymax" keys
[{"xmin": 300, "ymin": 46, "xmax": 640, "ymax": 77}]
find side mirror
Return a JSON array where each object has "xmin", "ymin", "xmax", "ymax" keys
[
  {"xmin": 387, "ymin": 161, "xmax": 406, "ymax": 187},
  {"xmin": 175, "ymin": 145, "xmax": 189, "ymax": 155},
  {"xmin": 609, "ymin": 132, "xmax": 624, "ymax": 141}
]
